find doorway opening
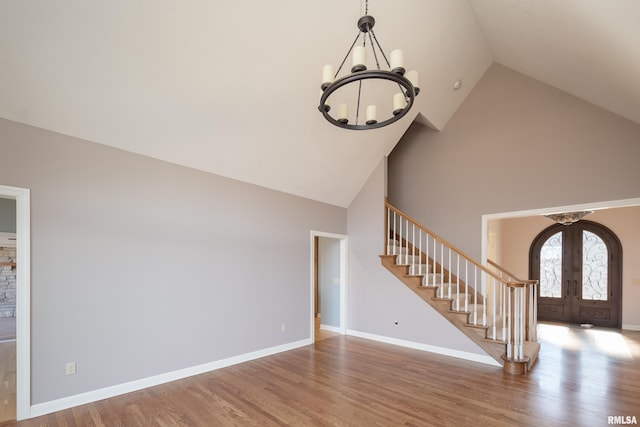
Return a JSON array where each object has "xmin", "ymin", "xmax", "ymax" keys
[
  {"xmin": 530, "ymin": 220, "xmax": 622, "ymax": 328},
  {"xmin": 0, "ymin": 185, "xmax": 31, "ymax": 421},
  {"xmin": 310, "ymin": 232, "xmax": 347, "ymax": 342},
  {"xmin": 0, "ymin": 198, "xmax": 16, "ymax": 422}
]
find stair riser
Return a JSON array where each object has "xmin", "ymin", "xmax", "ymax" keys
[
  {"xmin": 408, "ymin": 264, "xmax": 432, "ymax": 275},
  {"xmin": 393, "ymin": 255, "xmax": 422, "ymax": 265}
]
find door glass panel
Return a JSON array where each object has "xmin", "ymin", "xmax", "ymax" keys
[
  {"xmin": 582, "ymin": 230, "xmax": 608, "ymax": 301},
  {"xmin": 540, "ymin": 231, "xmax": 563, "ymax": 298}
]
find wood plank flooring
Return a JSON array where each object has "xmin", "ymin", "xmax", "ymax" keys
[
  {"xmin": 0, "ymin": 342, "xmax": 16, "ymax": 424},
  {"xmin": 314, "ymin": 317, "xmax": 339, "ymax": 342},
  {"xmin": 2, "ymin": 322, "xmax": 639, "ymax": 426}
]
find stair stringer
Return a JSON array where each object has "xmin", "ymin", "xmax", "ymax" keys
[{"xmin": 380, "ymin": 255, "xmax": 507, "ymax": 366}]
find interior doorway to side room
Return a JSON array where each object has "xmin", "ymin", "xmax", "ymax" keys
[
  {"xmin": 0, "ymin": 197, "xmax": 17, "ymax": 423},
  {"xmin": 311, "ymin": 232, "xmax": 347, "ymax": 342},
  {"xmin": 0, "ymin": 185, "xmax": 30, "ymax": 422}
]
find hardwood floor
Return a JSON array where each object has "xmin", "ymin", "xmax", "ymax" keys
[
  {"xmin": 0, "ymin": 342, "xmax": 16, "ymax": 424},
  {"xmin": 2, "ymin": 322, "xmax": 639, "ymax": 426},
  {"xmin": 314, "ymin": 317, "xmax": 339, "ymax": 342}
]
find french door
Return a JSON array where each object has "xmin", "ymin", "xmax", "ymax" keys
[{"xmin": 529, "ymin": 220, "xmax": 622, "ymax": 328}]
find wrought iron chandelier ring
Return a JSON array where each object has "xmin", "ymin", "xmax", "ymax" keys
[{"xmin": 318, "ymin": 70, "xmax": 416, "ymax": 130}]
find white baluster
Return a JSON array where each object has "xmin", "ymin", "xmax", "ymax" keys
[
  {"xmin": 418, "ymin": 229, "xmax": 423, "ymax": 276},
  {"xmin": 507, "ymin": 287, "xmax": 512, "ymax": 358},
  {"xmin": 447, "ymin": 249, "xmax": 452, "ymax": 300},
  {"xmin": 517, "ymin": 289, "xmax": 521, "ymax": 359},
  {"xmin": 482, "ymin": 273, "xmax": 487, "ymax": 326},
  {"xmin": 456, "ymin": 254, "xmax": 460, "ymax": 311},
  {"xmin": 392, "ymin": 211, "xmax": 397, "ymax": 256},
  {"xmin": 432, "ymin": 238, "xmax": 437, "ymax": 287},
  {"xmin": 507, "ymin": 286, "xmax": 513, "ymax": 359},
  {"xmin": 398, "ymin": 215, "xmax": 402, "ymax": 262},
  {"xmin": 412, "ymin": 224, "xmax": 416, "ymax": 272},
  {"xmin": 425, "ymin": 234, "xmax": 430, "ymax": 284},
  {"xmin": 491, "ymin": 277, "xmax": 497, "ymax": 340},
  {"xmin": 532, "ymin": 283, "xmax": 538, "ymax": 341},
  {"xmin": 405, "ymin": 218, "xmax": 409, "ymax": 265},
  {"xmin": 529, "ymin": 285, "xmax": 533, "ymax": 341},
  {"xmin": 387, "ymin": 208, "xmax": 391, "ymax": 255},
  {"xmin": 464, "ymin": 262, "xmax": 469, "ymax": 313},
  {"xmin": 440, "ymin": 243, "xmax": 444, "ymax": 292},
  {"xmin": 472, "ymin": 265, "xmax": 478, "ymax": 325},
  {"xmin": 513, "ymin": 289, "xmax": 520, "ymax": 359},
  {"xmin": 520, "ymin": 288, "xmax": 525, "ymax": 358},
  {"xmin": 503, "ymin": 285, "xmax": 507, "ymax": 347}
]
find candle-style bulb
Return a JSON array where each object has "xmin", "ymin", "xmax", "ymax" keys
[
  {"xmin": 393, "ymin": 93, "xmax": 407, "ymax": 116},
  {"xmin": 406, "ymin": 70, "xmax": 420, "ymax": 95},
  {"xmin": 352, "ymin": 46, "xmax": 367, "ymax": 73},
  {"xmin": 366, "ymin": 105, "xmax": 377, "ymax": 125},
  {"xmin": 390, "ymin": 49, "xmax": 405, "ymax": 75},
  {"xmin": 337, "ymin": 104, "xmax": 348, "ymax": 124},
  {"xmin": 321, "ymin": 65, "xmax": 334, "ymax": 90}
]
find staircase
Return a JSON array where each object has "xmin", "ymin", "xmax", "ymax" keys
[{"xmin": 381, "ymin": 201, "xmax": 540, "ymax": 374}]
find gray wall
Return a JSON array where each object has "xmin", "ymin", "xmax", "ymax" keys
[
  {"xmin": 317, "ymin": 237, "xmax": 340, "ymax": 328},
  {"xmin": 347, "ymin": 159, "xmax": 487, "ymax": 354},
  {"xmin": 0, "ymin": 198, "xmax": 16, "ymax": 233},
  {"xmin": 0, "ymin": 118, "xmax": 346, "ymax": 404},
  {"xmin": 388, "ymin": 63, "xmax": 640, "ymax": 260}
]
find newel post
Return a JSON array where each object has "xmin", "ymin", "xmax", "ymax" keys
[{"xmin": 501, "ymin": 281, "xmax": 531, "ymax": 375}]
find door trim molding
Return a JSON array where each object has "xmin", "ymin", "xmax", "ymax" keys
[{"xmin": 0, "ymin": 185, "xmax": 31, "ymax": 420}]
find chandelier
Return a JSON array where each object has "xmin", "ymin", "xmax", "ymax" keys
[
  {"xmin": 318, "ymin": 0, "xmax": 419, "ymax": 130},
  {"xmin": 544, "ymin": 211, "xmax": 593, "ymax": 226}
]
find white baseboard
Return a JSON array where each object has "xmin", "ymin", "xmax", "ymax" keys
[
  {"xmin": 28, "ymin": 330, "xmax": 506, "ymax": 418},
  {"xmin": 320, "ymin": 324, "xmax": 341, "ymax": 333},
  {"xmin": 622, "ymin": 324, "xmax": 640, "ymax": 331},
  {"xmin": 347, "ymin": 329, "xmax": 502, "ymax": 367},
  {"xmin": 29, "ymin": 338, "xmax": 312, "ymax": 419}
]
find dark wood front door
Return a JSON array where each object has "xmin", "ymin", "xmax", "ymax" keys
[{"xmin": 530, "ymin": 220, "xmax": 622, "ymax": 328}]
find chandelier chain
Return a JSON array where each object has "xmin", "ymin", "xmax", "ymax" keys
[
  {"xmin": 358, "ymin": 0, "xmax": 367, "ymax": 125},
  {"xmin": 369, "ymin": 29, "xmax": 390, "ymax": 69},
  {"xmin": 367, "ymin": 32, "xmax": 381, "ymax": 70},
  {"xmin": 356, "ymin": 81, "xmax": 363, "ymax": 124}
]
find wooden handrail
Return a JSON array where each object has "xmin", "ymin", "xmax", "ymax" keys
[
  {"xmin": 487, "ymin": 259, "xmax": 537, "ymax": 286},
  {"xmin": 385, "ymin": 201, "xmax": 523, "ymax": 286}
]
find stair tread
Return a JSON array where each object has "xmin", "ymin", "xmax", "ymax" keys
[{"xmin": 482, "ymin": 337, "xmax": 508, "ymax": 345}]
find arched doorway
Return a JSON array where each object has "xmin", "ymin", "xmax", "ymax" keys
[{"xmin": 529, "ymin": 220, "xmax": 622, "ymax": 328}]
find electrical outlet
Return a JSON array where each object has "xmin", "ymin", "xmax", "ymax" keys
[
  {"xmin": 281, "ymin": 324, "xmax": 287, "ymax": 332},
  {"xmin": 65, "ymin": 362, "xmax": 77, "ymax": 375}
]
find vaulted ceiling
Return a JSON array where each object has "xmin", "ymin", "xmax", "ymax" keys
[{"xmin": 1, "ymin": 1, "xmax": 638, "ymax": 207}]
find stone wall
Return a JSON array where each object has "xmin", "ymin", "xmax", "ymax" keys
[{"xmin": 0, "ymin": 246, "xmax": 16, "ymax": 318}]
